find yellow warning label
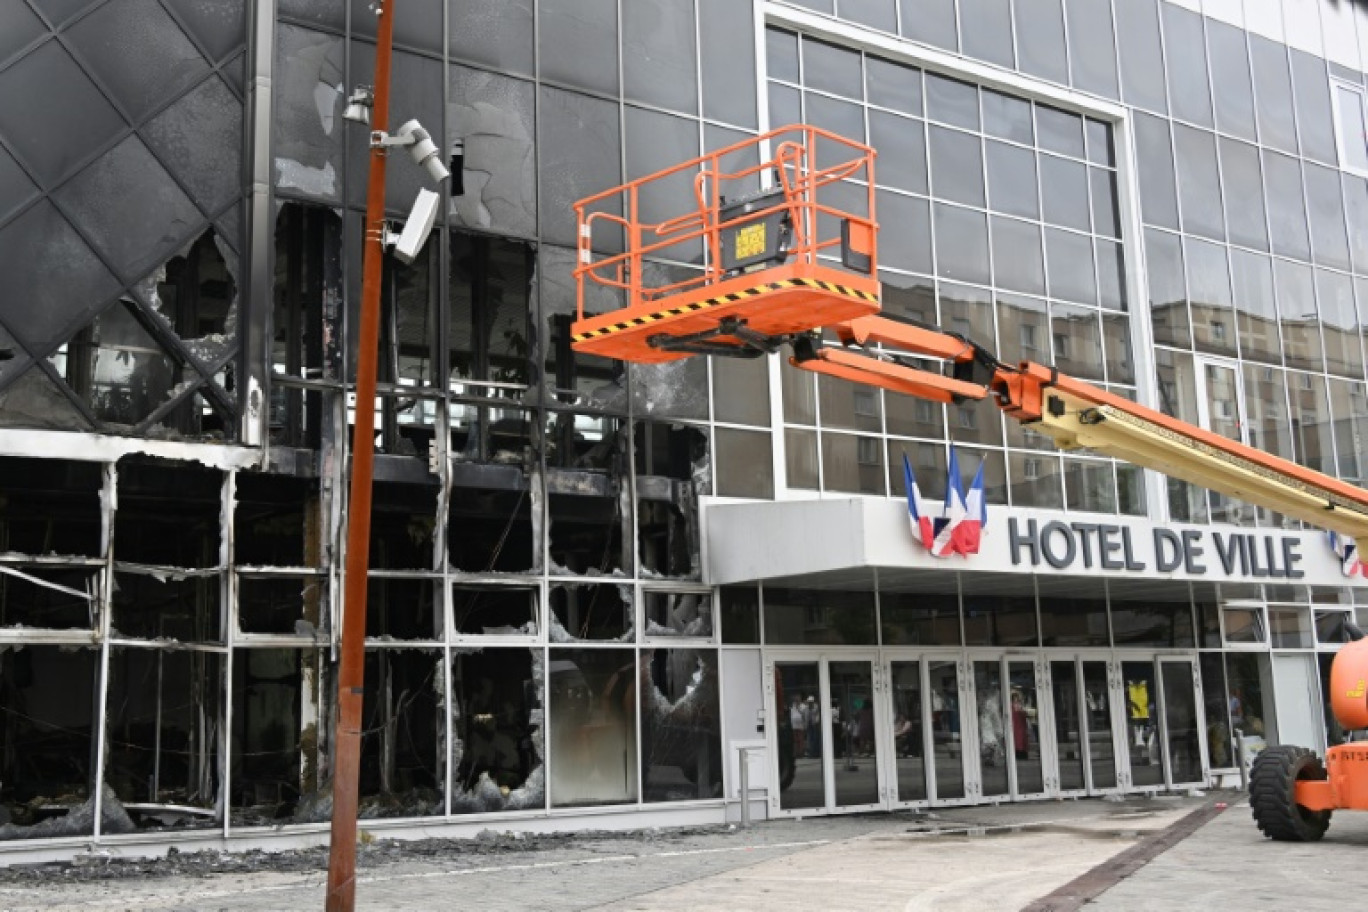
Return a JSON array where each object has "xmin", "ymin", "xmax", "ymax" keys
[
  {"xmin": 1348, "ymin": 679, "xmax": 1365, "ymax": 700},
  {"xmin": 734, "ymin": 223, "xmax": 767, "ymax": 261}
]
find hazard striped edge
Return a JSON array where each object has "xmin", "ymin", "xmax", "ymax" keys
[{"xmin": 571, "ymin": 278, "xmax": 879, "ymax": 342}]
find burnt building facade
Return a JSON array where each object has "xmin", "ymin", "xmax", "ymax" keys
[{"xmin": 2, "ymin": 0, "xmax": 1368, "ymax": 859}]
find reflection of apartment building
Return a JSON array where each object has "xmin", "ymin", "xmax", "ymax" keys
[{"xmin": 2, "ymin": 0, "xmax": 1368, "ymax": 857}]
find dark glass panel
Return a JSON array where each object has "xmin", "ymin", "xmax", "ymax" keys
[
  {"xmin": 870, "ymin": 111, "xmax": 927, "ymax": 194},
  {"xmin": 1045, "ymin": 227, "xmax": 1096, "ymax": 305},
  {"xmin": 766, "ymin": 27, "xmax": 800, "ymax": 83},
  {"xmin": 539, "ymin": 0, "xmax": 618, "ymax": 95},
  {"xmin": 839, "ymin": 0, "xmax": 897, "ymax": 31},
  {"xmin": 991, "ymin": 217, "xmax": 1046, "ymax": 296},
  {"xmin": 1264, "ymin": 151, "xmax": 1312, "ymax": 262},
  {"xmin": 877, "ymin": 190, "xmax": 933, "ymax": 274},
  {"xmin": 1173, "ymin": 125, "xmax": 1224, "ymax": 241},
  {"xmin": 1318, "ymin": 270, "xmax": 1362, "ymax": 378},
  {"xmin": 1274, "ymin": 259, "xmax": 1323, "ymax": 372},
  {"xmin": 1160, "ymin": 4, "xmax": 1212, "ymax": 126},
  {"xmin": 1090, "ymin": 167, "xmax": 1120, "ymax": 238},
  {"xmin": 821, "ymin": 432, "xmax": 887, "ymax": 494},
  {"xmin": 1014, "ymin": 0, "xmax": 1069, "ymax": 85},
  {"xmin": 714, "ymin": 428, "xmax": 772, "ymax": 498},
  {"xmin": 935, "ymin": 204, "xmax": 991, "ymax": 285},
  {"xmin": 1115, "ymin": 0, "xmax": 1167, "ymax": 113},
  {"xmin": 925, "ymin": 73, "xmax": 979, "ymax": 130},
  {"xmin": 1051, "ymin": 302, "xmax": 1104, "ymax": 379},
  {"xmin": 1305, "ymin": 164, "xmax": 1352, "ymax": 271},
  {"xmin": 1207, "ymin": 21, "xmax": 1257, "ymax": 141},
  {"xmin": 1250, "ymin": 36, "xmax": 1298, "ymax": 155},
  {"xmin": 962, "ymin": 577, "xmax": 1038, "ymax": 647},
  {"xmin": 763, "ymin": 587, "xmax": 877, "ymax": 645},
  {"xmin": 803, "ymin": 38, "xmax": 863, "ymax": 100},
  {"xmin": 900, "ymin": 0, "xmax": 958, "ymax": 51},
  {"xmin": 699, "ymin": 0, "xmax": 757, "ymax": 127},
  {"xmin": 1040, "ymin": 154, "xmax": 1091, "ymax": 232},
  {"xmin": 1185, "ymin": 236, "xmax": 1236, "ymax": 357},
  {"xmin": 1065, "ymin": 0, "xmax": 1119, "ymax": 99},
  {"xmin": 982, "ymin": 89, "xmax": 1034, "ymax": 144},
  {"xmin": 986, "ymin": 140, "xmax": 1039, "ymax": 219},
  {"xmin": 929, "ymin": 126, "xmax": 984, "ymax": 207},
  {"xmin": 538, "ymin": 87, "xmax": 622, "ymax": 249},
  {"xmin": 865, "ymin": 56, "xmax": 922, "ymax": 114},
  {"xmin": 1231, "ymin": 249, "xmax": 1280, "ymax": 364},
  {"xmin": 1037, "ymin": 105, "xmax": 1085, "ymax": 158},
  {"xmin": 720, "ymin": 585, "xmax": 760, "ymax": 644},
  {"xmin": 1290, "ymin": 49, "xmax": 1337, "ymax": 166},
  {"xmin": 1134, "ymin": 113, "xmax": 1179, "ymax": 229},
  {"xmin": 960, "ymin": 0, "xmax": 1015, "ymax": 68},
  {"xmin": 1146, "ymin": 228, "xmax": 1189, "ymax": 347},
  {"xmin": 1096, "ymin": 239, "xmax": 1126, "ymax": 311},
  {"xmin": 1217, "ymin": 138, "xmax": 1268, "ymax": 251},
  {"xmin": 449, "ymin": 0, "xmax": 533, "ymax": 74}
]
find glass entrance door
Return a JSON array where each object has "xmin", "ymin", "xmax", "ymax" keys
[
  {"xmin": 971, "ymin": 656, "xmax": 1046, "ymax": 800},
  {"xmin": 1120, "ymin": 657, "xmax": 1206, "ymax": 789},
  {"xmin": 769, "ymin": 655, "xmax": 884, "ymax": 815},
  {"xmin": 1048, "ymin": 658, "xmax": 1121, "ymax": 795},
  {"xmin": 887, "ymin": 655, "xmax": 966, "ymax": 805}
]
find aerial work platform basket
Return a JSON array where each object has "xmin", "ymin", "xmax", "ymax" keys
[{"xmin": 571, "ymin": 125, "xmax": 882, "ymax": 362}]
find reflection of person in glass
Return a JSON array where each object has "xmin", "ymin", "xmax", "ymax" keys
[{"xmin": 1011, "ymin": 691, "xmax": 1030, "ymax": 761}]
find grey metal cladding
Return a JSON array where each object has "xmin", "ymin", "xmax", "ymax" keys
[
  {"xmin": 0, "ymin": 3, "xmax": 47, "ymax": 68},
  {"xmin": 0, "ymin": 146, "xmax": 39, "ymax": 226},
  {"xmin": 0, "ymin": 39, "xmax": 126, "ymax": 188},
  {"xmin": 164, "ymin": 0, "xmax": 248, "ymax": 63},
  {"xmin": 66, "ymin": 0, "xmax": 210, "ymax": 123},
  {"xmin": 143, "ymin": 75, "xmax": 244, "ymax": 215}
]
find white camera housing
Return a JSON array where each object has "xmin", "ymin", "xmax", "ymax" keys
[
  {"xmin": 396, "ymin": 119, "xmax": 450, "ymax": 183},
  {"xmin": 387, "ymin": 189, "xmax": 440, "ymax": 264}
]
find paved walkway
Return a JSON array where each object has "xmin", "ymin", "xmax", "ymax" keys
[{"xmin": 4, "ymin": 791, "xmax": 1358, "ymax": 911}]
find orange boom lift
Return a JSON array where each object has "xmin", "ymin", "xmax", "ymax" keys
[{"xmin": 572, "ymin": 127, "xmax": 1368, "ymax": 837}]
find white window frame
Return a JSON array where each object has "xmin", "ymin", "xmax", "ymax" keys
[{"xmin": 1330, "ymin": 78, "xmax": 1368, "ymax": 178}]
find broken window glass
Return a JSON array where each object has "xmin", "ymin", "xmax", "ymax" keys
[
  {"xmin": 369, "ymin": 480, "xmax": 439, "ymax": 571},
  {"xmin": 630, "ymin": 359, "xmax": 710, "ymax": 421},
  {"xmin": 366, "ymin": 576, "xmax": 442, "ymax": 641},
  {"xmin": 268, "ymin": 383, "xmax": 325, "ymax": 449},
  {"xmin": 0, "ymin": 457, "xmax": 103, "ymax": 558},
  {"xmin": 234, "ymin": 473, "xmax": 319, "ymax": 568},
  {"xmin": 537, "ymin": 245, "xmax": 626, "ymax": 408},
  {"xmin": 450, "ymin": 648, "xmax": 544, "ymax": 813},
  {"xmin": 637, "ymin": 499, "xmax": 697, "ymax": 580},
  {"xmin": 380, "ymin": 237, "xmax": 438, "ymax": 387},
  {"xmin": 643, "ymin": 591, "xmax": 713, "ymax": 638},
  {"xmin": 236, "ymin": 573, "xmax": 325, "ymax": 636},
  {"xmin": 273, "ymin": 204, "xmax": 341, "ymax": 382},
  {"xmin": 368, "ymin": 388, "xmax": 440, "ymax": 457},
  {"xmin": 449, "ymin": 400, "xmax": 535, "ymax": 465},
  {"xmin": 548, "ymin": 489, "xmax": 630, "ymax": 577},
  {"xmin": 150, "ymin": 231, "xmax": 239, "ymax": 370},
  {"xmin": 545, "ymin": 411, "xmax": 622, "ymax": 471},
  {"xmin": 634, "ymin": 421, "xmax": 709, "ymax": 482},
  {"xmin": 449, "ymin": 232, "xmax": 534, "ymax": 389},
  {"xmin": 358, "ymin": 648, "xmax": 444, "ymax": 817},
  {"xmin": 0, "ymin": 565, "xmax": 97, "ymax": 630},
  {"xmin": 0, "ymin": 646, "xmax": 98, "ymax": 839},
  {"xmin": 641, "ymin": 648, "xmax": 722, "ymax": 802},
  {"xmin": 112, "ymin": 570, "xmax": 222, "ymax": 642},
  {"xmin": 547, "ymin": 647, "xmax": 637, "ymax": 807},
  {"xmin": 103, "ymin": 647, "xmax": 223, "ymax": 830},
  {"xmin": 57, "ymin": 300, "xmax": 178, "ymax": 429},
  {"xmin": 451, "ymin": 583, "xmax": 538, "ymax": 636},
  {"xmin": 115, "ymin": 459, "xmax": 223, "ymax": 569},
  {"xmin": 229, "ymin": 647, "xmax": 315, "ymax": 823},
  {"xmin": 447, "ymin": 478, "xmax": 538, "ymax": 574},
  {"xmin": 549, "ymin": 583, "xmax": 634, "ymax": 641},
  {"xmin": 272, "ymin": 24, "xmax": 345, "ymax": 204}
]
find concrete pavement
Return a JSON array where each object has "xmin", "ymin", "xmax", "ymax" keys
[{"xmin": 1, "ymin": 790, "xmax": 1360, "ymax": 910}]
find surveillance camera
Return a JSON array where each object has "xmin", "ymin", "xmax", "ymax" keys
[
  {"xmin": 343, "ymin": 86, "xmax": 374, "ymax": 126},
  {"xmin": 396, "ymin": 119, "xmax": 450, "ymax": 183},
  {"xmin": 449, "ymin": 139, "xmax": 465, "ymax": 196},
  {"xmin": 388, "ymin": 189, "xmax": 440, "ymax": 264}
]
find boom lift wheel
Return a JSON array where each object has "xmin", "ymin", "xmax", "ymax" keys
[{"xmin": 1249, "ymin": 745, "xmax": 1332, "ymax": 841}]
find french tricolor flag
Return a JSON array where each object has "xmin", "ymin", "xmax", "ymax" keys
[
  {"xmin": 951, "ymin": 453, "xmax": 988, "ymax": 557},
  {"xmin": 903, "ymin": 453, "xmax": 935, "ymax": 551},
  {"xmin": 1329, "ymin": 531, "xmax": 1365, "ymax": 578}
]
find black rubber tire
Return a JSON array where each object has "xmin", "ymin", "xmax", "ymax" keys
[{"xmin": 1249, "ymin": 745, "xmax": 1332, "ymax": 842}]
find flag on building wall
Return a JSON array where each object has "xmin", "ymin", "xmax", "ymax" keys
[
  {"xmin": 903, "ymin": 447, "xmax": 987, "ymax": 558},
  {"xmin": 1328, "ymin": 531, "xmax": 1365, "ymax": 577},
  {"xmin": 902, "ymin": 453, "xmax": 935, "ymax": 551}
]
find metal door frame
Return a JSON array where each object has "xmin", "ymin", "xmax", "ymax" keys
[
  {"xmin": 966, "ymin": 651, "xmax": 1049, "ymax": 802},
  {"xmin": 1041, "ymin": 653, "xmax": 1127, "ymax": 797},
  {"xmin": 881, "ymin": 649, "xmax": 966, "ymax": 808}
]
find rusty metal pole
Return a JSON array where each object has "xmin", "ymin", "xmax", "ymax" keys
[{"xmin": 325, "ymin": 1, "xmax": 394, "ymax": 908}]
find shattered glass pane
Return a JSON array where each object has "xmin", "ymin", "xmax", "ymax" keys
[
  {"xmin": 449, "ymin": 402, "xmax": 535, "ymax": 465},
  {"xmin": 448, "ymin": 485, "xmax": 536, "ymax": 573},
  {"xmin": 358, "ymin": 649, "xmax": 444, "ymax": 817},
  {"xmin": 641, "ymin": 649, "xmax": 722, "ymax": 802},
  {"xmin": 0, "ymin": 365, "xmax": 92, "ymax": 432},
  {"xmin": 66, "ymin": 0, "xmax": 209, "ymax": 123},
  {"xmin": 547, "ymin": 647, "xmax": 637, "ymax": 807},
  {"xmin": 347, "ymin": 46, "xmax": 444, "ymax": 215},
  {"xmin": 0, "ymin": 39, "xmax": 125, "ymax": 188},
  {"xmin": 369, "ymin": 480, "xmax": 439, "ymax": 571},
  {"xmin": 366, "ymin": 576, "xmax": 441, "ymax": 640},
  {"xmin": 234, "ymin": 473, "xmax": 318, "ymax": 568},
  {"xmin": 634, "ymin": 421, "xmax": 710, "ymax": 481},
  {"xmin": 114, "ymin": 459, "xmax": 222, "ymax": 568},
  {"xmin": 449, "ymin": 66, "xmax": 536, "ymax": 237},
  {"xmin": 630, "ymin": 360, "xmax": 710, "ymax": 420},
  {"xmin": 548, "ymin": 491, "xmax": 630, "ymax": 577},
  {"xmin": 0, "ymin": 456, "xmax": 103, "ymax": 557},
  {"xmin": 0, "ymin": 199, "xmax": 120, "ymax": 356},
  {"xmin": 449, "ymin": 232, "xmax": 534, "ymax": 387},
  {"xmin": 537, "ymin": 246, "xmax": 626, "ymax": 408},
  {"xmin": 451, "ymin": 584, "xmax": 537, "ymax": 636},
  {"xmin": 367, "ymin": 389, "xmax": 439, "ymax": 457},
  {"xmin": 644, "ymin": 591, "xmax": 712, "ymax": 638},
  {"xmin": 237, "ymin": 574, "xmax": 325, "ymax": 636},
  {"xmin": 545, "ymin": 412, "xmax": 621, "ymax": 471},
  {"xmin": 0, "ymin": 646, "xmax": 98, "ymax": 839},
  {"xmin": 54, "ymin": 136, "xmax": 204, "ymax": 284},
  {"xmin": 451, "ymin": 649, "xmax": 544, "ymax": 813},
  {"xmin": 272, "ymin": 24, "xmax": 344, "ymax": 204},
  {"xmin": 538, "ymin": 86, "xmax": 622, "ymax": 249},
  {"xmin": 56, "ymin": 301, "xmax": 179, "ymax": 429},
  {"xmin": 624, "ymin": 107, "xmax": 702, "ymax": 263},
  {"xmin": 0, "ymin": 565, "xmax": 97, "ymax": 629},
  {"xmin": 637, "ymin": 500, "xmax": 698, "ymax": 579},
  {"xmin": 111, "ymin": 570, "xmax": 222, "ymax": 641},
  {"xmin": 104, "ymin": 648, "xmax": 223, "ymax": 829},
  {"xmin": 549, "ymin": 583, "xmax": 633, "ymax": 641},
  {"xmin": 143, "ymin": 75, "xmax": 243, "ymax": 215},
  {"xmin": 539, "ymin": 0, "xmax": 619, "ymax": 96},
  {"xmin": 230, "ymin": 648, "xmax": 309, "ymax": 820}
]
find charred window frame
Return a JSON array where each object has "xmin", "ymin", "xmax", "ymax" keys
[{"xmin": 641, "ymin": 586, "xmax": 715, "ymax": 641}]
